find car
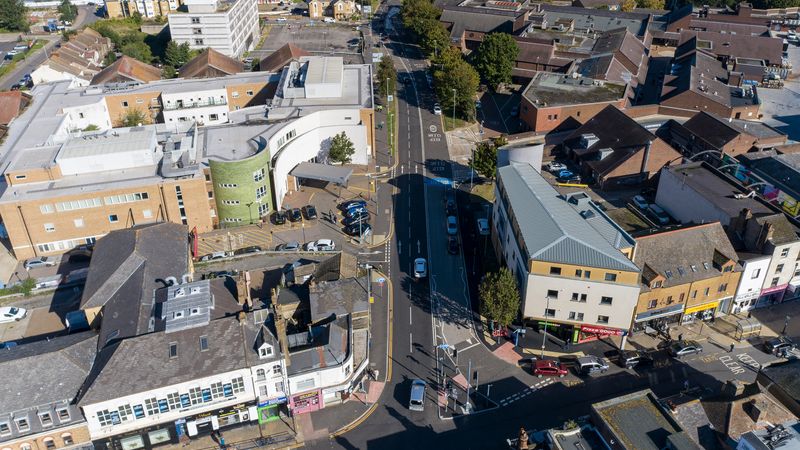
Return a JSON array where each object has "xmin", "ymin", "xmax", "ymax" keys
[
  {"xmin": 205, "ymin": 270, "xmax": 239, "ymax": 279},
  {"xmin": 557, "ymin": 169, "xmax": 574, "ymax": 179},
  {"xmin": 288, "ymin": 208, "xmax": 302, "ymax": 222},
  {"xmin": 445, "ymin": 191, "xmax": 457, "ymax": 215},
  {"xmin": 65, "ymin": 246, "xmax": 93, "ymax": 262},
  {"xmin": 0, "ymin": 307, "xmax": 27, "ymax": 323},
  {"xmin": 632, "ymin": 195, "xmax": 649, "ymax": 210},
  {"xmin": 447, "ymin": 237, "xmax": 460, "ymax": 255},
  {"xmin": 276, "ymin": 17, "xmax": 287, "ymax": 22},
  {"xmin": 200, "ymin": 251, "xmax": 229, "ymax": 261},
  {"xmin": 617, "ymin": 350, "xmax": 653, "ymax": 369},
  {"xmin": 558, "ymin": 174, "xmax": 581, "ymax": 184},
  {"xmin": 413, "ymin": 258, "xmax": 427, "ymax": 278},
  {"xmin": 409, "ymin": 379, "xmax": 426, "ymax": 411},
  {"xmin": 546, "ymin": 162, "xmax": 568, "ymax": 173},
  {"xmin": 276, "ymin": 241, "xmax": 301, "ymax": 252},
  {"xmin": 433, "ymin": 103, "xmax": 442, "ymax": 115},
  {"xmin": 302, "ymin": 204, "xmax": 318, "ymax": 219},
  {"xmin": 340, "ymin": 199, "xmax": 367, "ymax": 211},
  {"xmin": 233, "ymin": 246, "xmax": 262, "ymax": 256},
  {"xmin": 576, "ymin": 355, "xmax": 609, "ymax": 375},
  {"xmin": 271, "ymin": 211, "xmax": 287, "ymax": 225},
  {"xmin": 343, "ymin": 211, "xmax": 370, "ymax": 226},
  {"xmin": 647, "ymin": 204, "xmax": 671, "ymax": 225},
  {"xmin": 24, "ymin": 257, "xmax": 56, "ymax": 269},
  {"xmin": 306, "ymin": 239, "xmax": 335, "ymax": 251},
  {"xmin": 476, "ymin": 218, "xmax": 490, "ymax": 236},
  {"xmin": 532, "ymin": 359, "xmax": 568, "ymax": 378},
  {"xmin": 323, "ymin": 17, "xmax": 335, "ymax": 23},
  {"xmin": 446, "ymin": 216, "xmax": 458, "ymax": 235},
  {"xmin": 669, "ymin": 340, "xmax": 703, "ymax": 358},
  {"xmin": 345, "ymin": 222, "xmax": 372, "ymax": 237},
  {"xmin": 0, "ymin": 341, "xmax": 17, "ymax": 349},
  {"xmin": 345, "ymin": 205, "xmax": 368, "ymax": 218},
  {"xmin": 763, "ymin": 336, "xmax": 796, "ymax": 356}
]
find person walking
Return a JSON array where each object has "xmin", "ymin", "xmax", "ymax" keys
[{"xmin": 729, "ymin": 343, "xmax": 735, "ymax": 353}]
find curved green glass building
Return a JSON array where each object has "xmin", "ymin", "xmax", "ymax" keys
[{"xmin": 209, "ymin": 146, "xmax": 273, "ymax": 226}]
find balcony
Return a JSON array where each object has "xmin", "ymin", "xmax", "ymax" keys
[{"xmin": 163, "ymin": 98, "xmax": 227, "ymax": 111}]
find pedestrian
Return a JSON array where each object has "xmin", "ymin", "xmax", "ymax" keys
[
  {"xmin": 219, "ymin": 435, "xmax": 225, "ymax": 450},
  {"xmin": 730, "ymin": 343, "xmax": 735, "ymax": 353},
  {"xmin": 678, "ymin": 333, "xmax": 683, "ymax": 342}
]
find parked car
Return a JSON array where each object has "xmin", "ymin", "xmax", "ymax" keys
[
  {"xmin": 763, "ymin": 336, "xmax": 796, "ymax": 356},
  {"xmin": 302, "ymin": 205, "xmax": 318, "ymax": 220},
  {"xmin": 200, "ymin": 251, "xmax": 230, "ymax": 261},
  {"xmin": 576, "ymin": 355, "xmax": 609, "ymax": 375},
  {"xmin": 0, "ymin": 341, "xmax": 17, "ymax": 349},
  {"xmin": 276, "ymin": 241, "xmax": 301, "ymax": 252},
  {"xmin": 345, "ymin": 205, "xmax": 368, "ymax": 218},
  {"xmin": 233, "ymin": 246, "xmax": 262, "ymax": 256},
  {"xmin": 24, "ymin": 257, "xmax": 56, "ymax": 269},
  {"xmin": 557, "ymin": 169, "xmax": 574, "ymax": 179},
  {"xmin": 558, "ymin": 174, "xmax": 581, "ymax": 184},
  {"xmin": 272, "ymin": 211, "xmax": 287, "ymax": 225},
  {"xmin": 617, "ymin": 350, "xmax": 653, "ymax": 369},
  {"xmin": 409, "ymin": 379, "xmax": 426, "ymax": 411},
  {"xmin": 205, "ymin": 270, "xmax": 239, "ymax": 279},
  {"xmin": 476, "ymin": 218, "xmax": 490, "ymax": 236},
  {"xmin": 445, "ymin": 191, "xmax": 457, "ymax": 215},
  {"xmin": 669, "ymin": 340, "xmax": 703, "ymax": 358},
  {"xmin": 288, "ymin": 208, "xmax": 302, "ymax": 222},
  {"xmin": 343, "ymin": 210, "xmax": 370, "ymax": 225},
  {"xmin": 0, "ymin": 307, "xmax": 27, "ymax": 324},
  {"xmin": 447, "ymin": 237, "xmax": 459, "ymax": 255},
  {"xmin": 632, "ymin": 195, "xmax": 649, "ymax": 210},
  {"xmin": 546, "ymin": 162, "xmax": 568, "ymax": 173},
  {"xmin": 647, "ymin": 204, "xmax": 671, "ymax": 226},
  {"xmin": 446, "ymin": 216, "xmax": 458, "ymax": 236},
  {"xmin": 344, "ymin": 222, "xmax": 372, "ymax": 237},
  {"xmin": 276, "ymin": 17, "xmax": 287, "ymax": 22},
  {"xmin": 533, "ymin": 359, "xmax": 568, "ymax": 378},
  {"xmin": 323, "ymin": 17, "xmax": 335, "ymax": 23},
  {"xmin": 306, "ymin": 239, "xmax": 335, "ymax": 252},
  {"xmin": 413, "ymin": 258, "xmax": 427, "ymax": 278},
  {"xmin": 433, "ymin": 103, "xmax": 442, "ymax": 115},
  {"xmin": 340, "ymin": 199, "xmax": 367, "ymax": 211}
]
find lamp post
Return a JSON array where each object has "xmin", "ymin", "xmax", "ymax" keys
[
  {"xmin": 451, "ymin": 88, "xmax": 457, "ymax": 130},
  {"xmin": 301, "ymin": 221, "xmax": 306, "ymax": 244},
  {"xmin": 541, "ymin": 295, "xmax": 551, "ymax": 359},
  {"xmin": 246, "ymin": 202, "xmax": 254, "ymax": 225},
  {"xmin": 782, "ymin": 315, "xmax": 791, "ymax": 335}
]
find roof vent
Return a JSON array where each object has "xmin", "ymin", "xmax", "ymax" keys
[{"xmin": 580, "ymin": 210, "xmax": 596, "ymax": 219}]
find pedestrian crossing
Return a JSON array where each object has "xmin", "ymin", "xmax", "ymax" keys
[{"xmin": 497, "ymin": 378, "xmax": 554, "ymax": 407}]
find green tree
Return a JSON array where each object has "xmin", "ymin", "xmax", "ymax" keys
[
  {"xmin": 472, "ymin": 33, "xmax": 519, "ymax": 91},
  {"xmin": 401, "ymin": 0, "xmax": 439, "ymax": 37},
  {"xmin": 82, "ymin": 124, "xmax": 100, "ymax": 131},
  {"xmin": 61, "ymin": 28, "xmax": 77, "ymax": 41},
  {"xmin": 328, "ymin": 132, "xmax": 355, "ymax": 164},
  {"xmin": 420, "ymin": 22, "xmax": 450, "ymax": 60},
  {"xmin": 103, "ymin": 51, "xmax": 117, "ymax": 66},
  {"xmin": 162, "ymin": 64, "xmax": 177, "ymax": 78},
  {"xmin": 164, "ymin": 41, "xmax": 194, "ymax": 67},
  {"xmin": 120, "ymin": 108, "xmax": 147, "ymax": 127},
  {"xmin": 636, "ymin": 0, "xmax": 664, "ymax": 8},
  {"xmin": 58, "ymin": 0, "xmax": 78, "ymax": 23},
  {"xmin": 434, "ymin": 47, "xmax": 480, "ymax": 122},
  {"xmin": 469, "ymin": 136, "xmax": 507, "ymax": 180},
  {"xmin": 376, "ymin": 55, "xmax": 397, "ymax": 98},
  {"xmin": 479, "ymin": 268, "xmax": 520, "ymax": 327},
  {"xmin": 121, "ymin": 41, "xmax": 153, "ymax": 62},
  {"xmin": 621, "ymin": 0, "xmax": 636, "ymax": 11},
  {"xmin": 0, "ymin": 0, "xmax": 29, "ymax": 32}
]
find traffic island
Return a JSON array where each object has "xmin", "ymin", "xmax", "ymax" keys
[{"xmin": 437, "ymin": 376, "xmax": 499, "ymax": 420}]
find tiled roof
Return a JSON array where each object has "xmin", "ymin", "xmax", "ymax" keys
[
  {"xmin": 0, "ymin": 91, "xmax": 24, "ymax": 125},
  {"xmin": 178, "ymin": 48, "xmax": 244, "ymax": 79},
  {"xmin": 91, "ymin": 55, "xmax": 162, "ymax": 85},
  {"xmin": 260, "ymin": 43, "xmax": 310, "ymax": 73}
]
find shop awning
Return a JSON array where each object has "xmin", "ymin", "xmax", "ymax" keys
[
  {"xmin": 290, "ymin": 162, "xmax": 353, "ymax": 185},
  {"xmin": 684, "ymin": 301, "xmax": 720, "ymax": 315}
]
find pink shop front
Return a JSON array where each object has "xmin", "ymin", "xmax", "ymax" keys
[{"xmin": 289, "ymin": 390, "xmax": 323, "ymax": 414}]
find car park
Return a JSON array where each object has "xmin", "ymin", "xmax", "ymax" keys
[
  {"xmin": 446, "ymin": 216, "xmax": 458, "ymax": 235},
  {"xmin": 546, "ymin": 162, "xmax": 567, "ymax": 173},
  {"xmin": 413, "ymin": 258, "xmax": 427, "ymax": 278},
  {"xmin": 447, "ymin": 237, "xmax": 459, "ymax": 255},
  {"xmin": 345, "ymin": 222, "xmax": 372, "ymax": 237},
  {"xmin": 409, "ymin": 379, "xmax": 426, "ymax": 411},
  {"xmin": 288, "ymin": 208, "xmax": 302, "ymax": 222},
  {"xmin": 302, "ymin": 205, "xmax": 318, "ymax": 220},
  {"xmin": 632, "ymin": 195, "xmax": 649, "ymax": 210},
  {"xmin": 763, "ymin": 336, "xmax": 795, "ymax": 355},
  {"xmin": 276, "ymin": 241, "xmax": 301, "ymax": 252},
  {"xmin": 532, "ymin": 359, "xmax": 568, "ymax": 378},
  {"xmin": 200, "ymin": 251, "xmax": 230, "ymax": 261},
  {"xmin": 476, "ymin": 218, "xmax": 489, "ymax": 236},
  {"xmin": 0, "ymin": 307, "xmax": 27, "ymax": 323},
  {"xmin": 647, "ymin": 204, "xmax": 671, "ymax": 225},
  {"xmin": 24, "ymin": 257, "xmax": 56, "ymax": 269},
  {"xmin": 340, "ymin": 199, "xmax": 367, "ymax": 211},
  {"xmin": 433, "ymin": 103, "xmax": 442, "ymax": 115},
  {"xmin": 669, "ymin": 340, "xmax": 703, "ymax": 358},
  {"xmin": 233, "ymin": 246, "xmax": 262, "ymax": 256},
  {"xmin": 272, "ymin": 211, "xmax": 287, "ymax": 225},
  {"xmin": 617, "ymin": 350, "xmax": 653, "ymax": 369},
  {"xmin": 576, "ymin": 355, "xmax": 609, "ymax": 375}
]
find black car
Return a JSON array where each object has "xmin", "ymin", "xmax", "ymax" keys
[
  {"xmin": 445, "ymin": 192, "xmax": 457, "ymax": 215},
  {"xmin": 344, "ymin": 222, "xmax": 372, "ymax": 237},
  {"xmin": 557, "ymin": 174, "xmax": 582, "ymax": 184},
  {"xmin": 618, "ymin": 350, "xmax": 653, "ymax": 369},
  {"xmin": 233, "ymin": 245, "xmax": 262, "ymax": 256},
  {"xmin": 343, "ymin": 211, "xmax": 370, "ymax": 226},
  {"xmin": 340, "ymin": 199, "xmax": 367, "ymax": 211},
  {"xmin": 302, "ymin": 205, "xmax": 318, "ymax": 220},
  {"xmin": 447, "ymin": 237, "xmax": 459, "ymax": 255},
  {"xmin": 288, "ymin": 208, "xmax": 302, "ymax": 222},
  {"xmin": 272, "ymin": 211, "xmax": 287, "ymax": 225},
  {"xmin": 763, "ymin": 336, "xmax": 795, "ymax": 355}
]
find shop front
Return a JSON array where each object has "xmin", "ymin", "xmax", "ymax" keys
[
  {"xmin": 289, "ymin": 390, "xmax": 322, "ymax": 415},
  {"xmin": 533, "ymin": 320, "xmax": 577, "ymax": 343},
  {"xmin": 682, "ymin": 300, "xmax": 721, "ymax": 323},
  {"xmin": 578, "ymin": 324, "xmax": 627, "ymax": 343},
  {"xmin": 756, "ymin": 283, "xmax": 789, "ymax": 308},
  {"xmin": 632, "ymin": 303, "xmax": 684, "ymax": 333},
  {"xmin": 257, "ymin": 397, "xmax": 288, "ymax": 424},
  {"xmin": 732, "ymin": 291, "xmax": 760, "ymax": 315}
]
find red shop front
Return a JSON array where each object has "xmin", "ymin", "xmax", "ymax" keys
[
  {"xmin": 578, "ymin": 324, "xmax": 627, "ymax": 343},
  {"xmin": 290, "ymin": 390, "xmax": 323, "ymax": 414}
]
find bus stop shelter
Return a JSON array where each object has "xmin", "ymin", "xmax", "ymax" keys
[{"xmin": 735, "ymin": 317, "xmax": 762, "ymax": 341}]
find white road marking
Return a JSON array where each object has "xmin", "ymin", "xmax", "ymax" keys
[{"xmin": 409, "ymin": 306, "xmax": 412, "ymax": 325}]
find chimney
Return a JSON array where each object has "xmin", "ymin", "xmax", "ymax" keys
[
  {"xmin": 640, "ymin": 140, "xmax": 652, "ymax": 175},
  {"xmin": 734, "ymin": 208, "xmax": 752, "ymax": 237},
  {"xmin": 235, "ymin": 271, "xmax": 253, "ymax": 308},
  {"xmin": 271, "ymin": 296, "xmax": 291, "ymax": 368},
  {"xmin": 756, "ymin": 222, "xmax": 775, "ymax": 251}
]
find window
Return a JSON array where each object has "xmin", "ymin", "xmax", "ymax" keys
[
  {"xmin": 219, "ymin": 183, "xmax": 238, "ymax": 188},
  {"xmin": 256, "ymin": 368, "xmax": 266, "ymax": 381},
  {"xmin": 96, "ymin": 410, "xmax": 114, "ymax": 426},
  {"xmin": 550, "ymin": 266, "xmax": 561, "ymax": 275},
  {"xmin": 145, "ymin": 398, "xmax": 159, "ymax": 416},
  {"xmin": 275, "ymin": 381, "xmax": 285, "ymax": 393},
  {"xmin": 57, "ymin": 408, "xmax": 70, "ymax": 422},
  {"xmin": 62, "ymin": 433, "xmax": 73, "ymax": 446},
  {"xmin": 256, "ymin": 185, "xmax": 267, "ymax": 200},
  {"xmin": 231, "ymin": 91, "xmax": 240, "ymax": 98},
  {"xmin": 568, "ymin": 311, "xmax": 576, "ymax": 320},
  {"xmin": 781, "ymin": 248, "xmax": 789, "ymax": 257},
  {"xmin": 253, "ymin": 168, "xmax": 266, "ymax": 182},
  {"xmin": 119, "ymin": 435, "xmax": 144, "ymax": 450},
  {"xmin": 209, "ymin": 113, "xmax": 219, "ymax": 121},
  {"xmin": 665, "ymin": 270, "xmax": 673, "ymax": 279},
  {"xmin": 16, "ymin": 417, "xmax": 29, "ymax": 432},
  {"xmin": 691, "ymin": 290, "xmax": 698, "ymax": 298},
  {"xmin": 723, "ymin": 265, "xmax": 732, "ymax": 273},
  {"xmin": 258, "ymin": 385, "xmax": 269, "ymax": 397},
  {"xmin": 191, "ymin": 17, "xmax": 200, "ymax": 23},
  {"xmin": 777, "ymin": 264, "xmax": 785, "ymax": 273},
  {"xmin": 39, "ymin": 412, "xmax": 53, "ymax": 426},
  {"xmin": 771, "ymin": 277, "xmax": 780, "ymax": 287},
  {"xmin": 222, "ymin": 200, "xmax": 240, "ymax": 205},
  {"xmin": 648, "ymin": 299, "xmax": 657, "ymax": 309},
  {"xmin": 74, "ymin": 218, "xmax": 84, "ymax": 228},
  {"xmin": 199, "ymin": 336, "xmax": 208, "ymax": 351},
  {"xmin": 576, "ymin": 312, "xmax": 584, "ymax": 321},
  {"xmin": 136, "ymin": 99, "xmax": 143, "ymax": 104},
  {"xmin": 43, "ymin": 438, "xmax": 55, "ymax": 450},
  {"xmin": 690, "ymin": 265, "xmax": 697, "ymax": 272},
  {"xmin": 143, "ymin": 209, "xmax": 152, "ymax": 219},
  {"xmin": 21, "ymin": 444, "xmax": 31, "ymax": 450},
  {"xmin": 666, "ymin": 295, "xmax": 673, "ymax": 304},
  {"xmin": 584, "ymin": 270, "xmax": 591, "ymax": 278},
  {"xmin": 56, "ymin": 198, "xmax": 102, "ymax": 212},
  {"xmin": 211, "ymin": 382, "xmax": 224, "ymax": 398},
  {"xmin": 44, "ymin": 223, "xmax": 55, "ymax": 232},
  {"xmin": 597, "ymin": 315, "xmax": 609, "ymax": 324},
  {"xmin": 231, "ymin": 376, "xmax": 245, "ymax": 393},
  {"xmin": 118, "ymin": 405, "xmax": 133, "ymax": 422},
  {"xmin": 718, "ymin": 283, "xmax": 728, "ymax": 292},
  {"xmin": 544, "ymin": 308, "xmax": 556, "ymax": 317},
  {"xmin": 246, "ymin": 90, "xmax": 254, "ymax": 96},
  {"xmin": 571, "ymin": 293, "xmax": 586, "ymax": 302},
  {"xmin": 0, "ymin": 422, "xmax": 10, "ymax": 436},
  {"xmin": 272, "ymin": 364, "xmax": 282, "ymax": 375},
  {"xmin": 546, "ymin": 290, "xmax": 558, "ymax": 299},
  {"xmin": 167, "ymin": 392, "xmax": 181, "ymax": 410},
  {"xmin": 192, "ymin": 28, "xmax": 202, "ymax": 34},
  {"xmin": 653, "ymin": 280, "xmax": 663, "ymax": 288},
  {"xmin": 600, "ymin": 296, "xmax": 612, "ymax": 305},
  {"xmin": 752, "ymin": 268, "xmax": 761, "ymax": 279},
  {"xmin": 571, "ymin": 292, "xmax": 578, "ymax": 301},
  {"xmin": 704, "ymin": 287, "xmax": 710, "ymax": 296},
  {"xmin": 169, "ymin": 342, "xmax": 178, "ymax": 359},
  {"xmin": 259, "ymin": 344, "xmax": 273, "ymax": 358},
  {"xmin": 132, "ymin": 405, "xmax": 145, "ymax": 419},
  {"xmin": 121, "ymin": 101, "xmax": 129, "ymax": 108},
  {"xmin": 109, "ymin": 214, "xmax": 119, "ymax": 223},
  {"xmin": 605, "ymin": 273, "xmax": 617, "ymax": 282},
  {"xmin": 703, "ymin": 262, "xmax": 710, "ymax": 270},
  {"xmin": 189, "ymin": 387, "xmax": 203, "ymax": 405},
  {"xmin": 679, "ymin": 293, "xmax": 685, "ymax": 302},
  {"xmin": 258, "ymin": 203, "xmax": 269, "ymax": 216},
  {"xmin": 40, "ymin": 204, "xmax": 54, "ymax": 214},
  {"xmin": 105, "ymin": 192, "xmax": 149, "ymax": 205},
  {"xmin": 575, "ymin": 269, "xmax": 582, "ymax": 277}
]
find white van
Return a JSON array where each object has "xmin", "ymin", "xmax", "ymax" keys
[{"xmin": 323, "ymin": 17, "xmax": 335, "ymax": 23}]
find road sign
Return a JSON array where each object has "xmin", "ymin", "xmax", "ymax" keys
[
  {"xmin": 377, "ymin": 277, "xmax": 386, "ymax": 284},
  {"xmin": 387, "ymin": 95, "xmax": 393, "ymax": 102},
  {"xmin": 369, "ymin": 296, "xmax": 375, "ymax": 304}
]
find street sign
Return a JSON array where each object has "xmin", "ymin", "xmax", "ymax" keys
[
  {"xmin": 377, "ymin": 276, "xmax": 386, "ymax": 284},
  {"xmin": 369, "ymin": 296, "xmax": 375, "ymax": 304},
  {"xmin": 387, "ymin": 95, "xmax": 393, "ymax": 102}
]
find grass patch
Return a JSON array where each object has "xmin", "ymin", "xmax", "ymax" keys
[
  {"xmin": 443, "ymin": 115, "xmax": 473, "ymax": 132},
  {"xmin": 0, "ymin": 40, "xmax": 46, "ymax": 79},
  {"xmin": 0, "ymin": 278, "xmax": 36, "ymax": 300},
  {"xmin": 471, "ymin": 183, "xmax": 495, "ymax": 202}
]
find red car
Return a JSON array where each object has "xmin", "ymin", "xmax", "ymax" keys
[{"xmin": 532, "ymin": 360, "xmax": 568, "ymax": 378}]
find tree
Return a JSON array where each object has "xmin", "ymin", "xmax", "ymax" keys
[
  {"xmin": 636, "ymin": 0, "xmax": 664, "ymax": 8},
  {"xmin": 434, "ymin": 47, "xmax": 480, "ymax": 122},
  {"xmin": 328, "ymin": 132, "xmax": 355, "ymax": 164},
  {"xmin": 470, "ymin": 136, "xmax": 507, "ymax": 180},
  {"xmin": 621, "ymin": 0, "xmax": 636, "ymax": 11},
  {"xmin": 120, "ymin": 108, "xmax": 147, "ymax": 127},
  {"xmin": 121, "ymin": 41, "xmax": 153, "ymax": 62},
  {"xmin": 82, "ymin": 124, "xmax": 100, "ymax": 131},
  {"xmin": 162, "ymin": 64, "xmax": 177, "ymax": 79},
  {"xmin": 376, "ymin": 55, "xmax": 397, "ymax": 98},
  {"xmin": 420, "ymin": 22, "xmax": 451, "ymax": 60},
  {"xmin": 103, "ymin": 51, "xmax": 117, "ymax": 66},
  {"xmin": 479, "ymin": 268, "xmax": 520, "ymax": 328},
  {"xmin": 58, "ymin": 0, "xmax": 77, "ymax": 23},
  {"xmin": 164, "ymin": 41, "xmax": 194, "ymax": 67},
  {"xmin": 0, "ymin": 0, "xmax": 29, "ymax": 32},
  {"xmin": 473, "ymin": 33, "xmax": 519, "ymax": 91}
]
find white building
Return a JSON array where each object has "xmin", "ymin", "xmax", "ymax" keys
[
  {"xmin": 168, "ymin": 0, "xmax": 260, "ymax": 58},
  {"xmin": 492, "ymin": 162, "xmax": 642, "ymax": 345},
  {"xmin": 161, "ymin": 88, "xmax": 230, "ymax": 125},
  {"xmin": 733, "ymin": 253, "xmax": 771, "ymax": 314}
]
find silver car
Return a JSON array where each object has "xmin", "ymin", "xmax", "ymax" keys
[{"xmin": 409, "ymin": 379, "xmax": 426, "ymax": 411}]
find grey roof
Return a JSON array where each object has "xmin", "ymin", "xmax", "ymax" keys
[
  {"xmin": 760, "ymin": 359, "xmax": 800, "ymax": 406},
  {"xmin": 739, "ymin": 152, "xmax": 800, "ymax": 204},
  {"xmin": 57, "ymin": 128, "xmax": 156, "ymax": 160},
  {"xmin": 291, "ymin": 162, "xmax": 353, "ymax": 185},
  {"xmin": 0, "ymin": 331, "xmax": 98, "ymax": 413},
  {"xmin": 497, "ymin": 162, "xmax": 639, "ymax": 271},
  {"xmin": 80, "ymin": 312, "xmax": 273, "ymax": 405},
  {"xmin": 287, "ymin": 315, "xmax": 349, "ymax": 376},
  {"xmin": 309, "ymin": 277, "xmax": 369, "ymax": 322},
  {"xmin": 540, "ymin": 4, "xmax": 651, "ymax": 36},
  {"xmin": 439, "ymin": 6, "xmax": 522, "ymax": 40}
]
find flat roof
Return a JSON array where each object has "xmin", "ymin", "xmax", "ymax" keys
[
  {"xmin": 305, "ymin": 57, "xmax": 343, "ymax": 86},
  {"xmin": 58, "ymin": 128, "xmax": 155, "ymax": 160},
  {"xmin": 522, "ymin": 72, "xmax": 627, "ymax": 108}
]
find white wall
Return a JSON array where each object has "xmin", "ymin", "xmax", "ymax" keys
[
  {"xmin": 162, "ymin": 89, "xmax": 230, "ymax": 125},
  {"xmin": 31, "ymin": 65, "xmax": 90, "ymax": 88},
  {"xmin": 733, "ymin": 256, "xmax": 771, "ymax": 312},
  {"xmin": 655, "ymin": 168, "xmax": 733, "ymax": 226},
  {"xmin": 287, "ymin": 351, "xmax": 353, "ymax": 395},
  {"xmin": 168, "ymin": 0, "xmax": 258, "ymax": 57},
  {"xmin": 56, "ymin": 100, "xmax": 112, "ymax": 138},
  {"xmin": 250, "ymin": 360, "xmax": 287, "ymax": 401},
  {"xmin": 761, "ymin": 242, "xmax": 800, "ymax": 290}
]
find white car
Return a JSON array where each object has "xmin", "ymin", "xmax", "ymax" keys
[
  {"xmin": 476, "ymin": 218, "xmax": 489, "ymax": 236},
  {"xmin": 632, "ymin": 195, "xmax": 649, "ymax": 210},
  {"xmin": 306, "ymin": 239, "xmax": 336, "ymax": 252},
  {"xmin": 323, "ymin": 17, "xmax": 335, "ymax": 23},
  {"xmin": 200, "ymin": 251, "xmax": 229, "ymax": 261},
  {"xmin": 546, "ymin": 162, "xmax": 567, "ymax": 173},
  {"xmin": 413, "ymin": 258, "xmax": 427, "ymax": 278},
  {"xmin": 433, "ymin": 103, "xmax": 442, "ymax": 115},
  {"xmin": 0, "ymin": 307, "xmax": 27, "ymax": 324},
  {"xmin": 276, "ymin": 17, "xmax": 287, "ymax": 22}
]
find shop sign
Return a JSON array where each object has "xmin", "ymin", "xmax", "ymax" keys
[
  {"xmin": 634, "ymin": 303, "xmax": 684, "ymax": 322},
  {"xmin": 684, "ymin": 301, "xmax": 719, "ymax": 315},
  {"xmin": 580, "ymin": 324, "xmax": 626, "ymax": 336},
  {"xmin": 258, "ymin": 396, "xmax": 287, "ymax": 407},
  {"xmin": 761, "ymin": 284, "xmax": 788, "ymax": 295}
]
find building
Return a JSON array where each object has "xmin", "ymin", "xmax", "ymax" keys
[
  {"xmin": 536, "ymin": 4, "xmax": 653, "ymax": 39},
  {"xmin": 510, "ymin": 37, "xmax": 572, "ymax": 83},
  {"xmin": 167, "ymin": 0, "xmax": 260, "ymax": 58},
  {"xmin": 259, "ymin": 43, "xmax": 310, "ymax": 74},
  {"xmin": 668, "ymin": 111, "xmax": 787, "ymax": 159},
  {"xmin": 439, "ymin": 4, "xmax": 530, "ymax": 51},
  {"xmin": 519, "ymin": 72, "xmax": 629, "ymax": 133},
  {"xmin": 736, "ymin": 151, "xmax": 800, "ymax": 220},
  {"xmin": 307, "ymin": 0, "xmax": 357, "ymax": 20},
  {"xmin": 571, "ymin": 0, "xmax": 622, "ymax": 10},
  {"xmin": 562, "ymin": 105, "xmax": 681, "ymax": 188},
  {"xmin": 677, "ymin": 29, "xmax": 784, "ymax": 67},
  {"xmin": 0, "ymin": 91, "xmax": 29, "ymax": 126},
  {"xmin": 493, "ymin": 162, "xmax": 641, "ymax": 344},
  {"xmin": 0, "ymin": 332, "xmax": 98, "ymax": 450},
  {"xmin": 756, "ymin": 359, "xmax": 800, "ymax": 419},
  {"xmin": 104, "ymin": 0, "xmax": 178, "ymax": 18},
  {"xmin": 632, "ymin": 223, "xmax": 742, "ymax": 332},
  {"xmin": 90, "ymin": 56, "xmax": 162, "ymax": 86},
  {"xmin": 574, "ymin": 28, "xmax": 649, "ymax": 90},
  {"xmin": 178, "ymin": 48, "xmax": 244, "ymax": 79},
  {"xmin": 31, "ymin": 29, "xmax": 112, "ymax": 87}
]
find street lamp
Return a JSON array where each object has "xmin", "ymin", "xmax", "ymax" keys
[
  {"xmin": 782, "ymin": 315, "xmax": 791, "ymax": 335},
  {"xmin": 451, "ymin": 88, "xmax": 457, "ymax": 130},
  {"xmin": 246, "ymin": 202, "xmax": 254, "ymax": 225},
  {"xmin": 301, "ymin": 221, "xmax": 306, "ymax": 244},
  {"xmin": 541, "ymin": 295, "xmax": 551, "ymax": 359}
]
